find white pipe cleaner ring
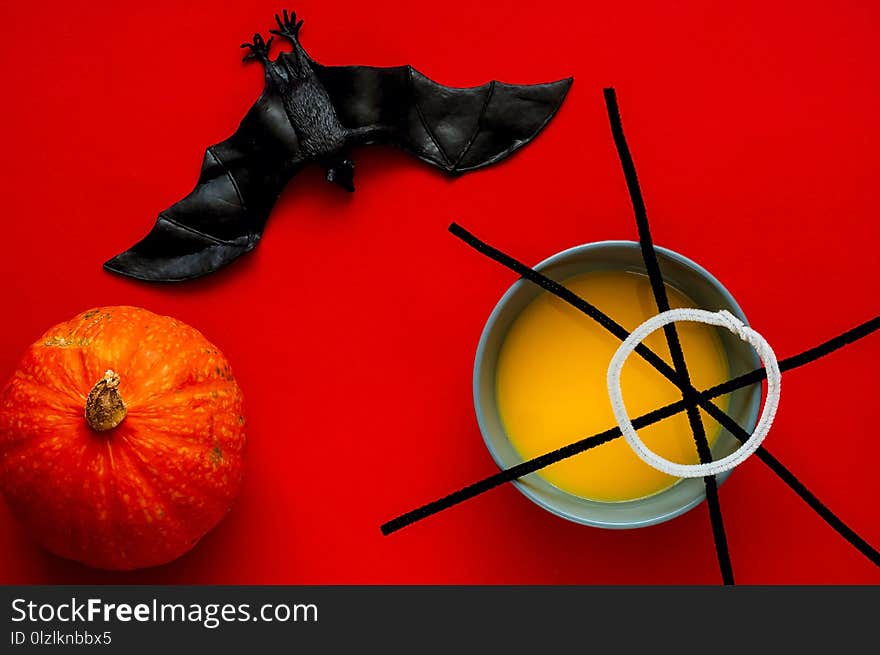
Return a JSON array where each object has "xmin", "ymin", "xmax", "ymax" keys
[{"xmin": 606, "ymin": 308, "xmax": 781, "ymax": 478}]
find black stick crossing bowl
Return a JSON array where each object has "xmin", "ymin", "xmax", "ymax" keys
[{"xmin": 473, "ymin": 241, "xmax": 763, "ymax": 528}]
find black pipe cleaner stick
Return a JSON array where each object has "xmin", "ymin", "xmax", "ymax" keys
[
  {"xmin": 603, "ymin": 87, "xmax": 733, "ymax": 583},
  {"xmin": 382, "ymin": 311, "xmax": 880, "ymax": 571},
  {"xmin": 381, "ymin": 94, "xmax": 880, "ymax": 574}
]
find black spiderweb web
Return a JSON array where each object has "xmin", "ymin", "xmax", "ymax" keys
[{"xmin": 381, "ymin": 88, "xmax": 880, "ymax": 584}]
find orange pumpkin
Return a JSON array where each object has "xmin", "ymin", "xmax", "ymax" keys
[{"xmin": 0, "ymin": 306, "xmax": 245, "ymax": 570}]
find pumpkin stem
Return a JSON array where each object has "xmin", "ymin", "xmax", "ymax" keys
[{"xmin": 85, "ymin": 369, "xmax": 127, "ymax": 432}]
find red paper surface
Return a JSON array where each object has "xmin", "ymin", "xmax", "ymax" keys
[{"xmin": 0, "ymin": 0, "xmax": 877, "ymax": 584}]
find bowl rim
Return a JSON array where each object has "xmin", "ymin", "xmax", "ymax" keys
[{"xmin": 472, "ymin": 239, "xmax": 758, "ymax": 529}]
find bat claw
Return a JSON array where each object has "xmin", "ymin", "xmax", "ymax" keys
[
  {"xmin": 240, "ymin": 32, "xmax": 273, "ymax": 63},
  {"xmin": 272, "ymin": 8, "xmax": 303, "ymax": 42}
]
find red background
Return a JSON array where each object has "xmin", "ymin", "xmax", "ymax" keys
[{"xmin": 0, "ymin": 0, "xmax": 878, "ymax": 584}]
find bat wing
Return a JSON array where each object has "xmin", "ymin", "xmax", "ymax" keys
[
  {"xmin": 103, "ymin": 93, "xmax": 298, "ymax": 282},
  {"xmin": 105, "ymin": 62, "xmax": 571, "ymax": 282},
  {"xmin": 314, "ymin": 64, "xmax": 572, "ymax": 173}
]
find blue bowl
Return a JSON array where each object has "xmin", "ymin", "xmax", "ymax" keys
[{"xmin": 473, "ymin": 241, "xmax": 762, "ymax": 529}]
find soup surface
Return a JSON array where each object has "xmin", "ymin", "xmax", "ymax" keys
[{"xmin": 495, "ymin": 269, "xmax": 730, "ymax": 502}]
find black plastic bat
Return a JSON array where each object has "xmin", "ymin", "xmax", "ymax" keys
[{"xmin": 104, "ymin": 10, "xmax": 572, "ymax": 282}]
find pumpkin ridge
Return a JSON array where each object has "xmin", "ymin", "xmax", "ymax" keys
[
  {"xmin": 71, "ymin": 308, "xmax": 152, "ymax": 390},
  {"xmin": 91, "ymin": 439, "xmax": 126, "ymax": 566},
  {"xmin": 4, "ymin": 436, "xmax": 103, "ymax": 566},
  {"xmin": 66, "ymin": 313, "xmax": 116, "ymax": 386},
  {"xmin": 66, "ymin": 437, "xmax": 126, "ymax": 568},
  {"xmin": 125, "ymin": 413, "xmax": 245, "ymax": 462},
  {"xmin": 30, "ymin": 339, "xmax": 91, "ymax": 401},
  {"xmin": 1, "ymin": 378, "xmax": 82, "ymax": 425},
  {"xmin": 122, "ymin": 435, "xmax": 240, "ymax": 507},
  {"xmin": 128, "ymin": 376, "xmax": 238, "ymax": 408},
  {"xmin": 0, "ymin": 392, "xmax": 84, "ymax": 457},
  {"xmin": 121, "ymin": 410, "xmax": 243, "ymax": 474},
  {"xmin": 119, "ymin": 326, "xmax": 175, "ymax": 394},
  {"xmin": 119, "ymin": 423, "xmax": 228, "ymax": 452},
  {"xmin": 100, "ymin": 439, "xmax": 196, "ymax": 569},
  {"xmin": 12, "ymin": 354, "xmax": 86, "ymax": 408},
  {"xmin": 99, "ymin": 440, "xmax": 137, "ymax": 569},
  {"xmin": 77, "ymin": 346, "xmax": 94, "ymax": 395},
  {"xmin": 0, "ymin": 430, "xmax": 70, "ymax": 459},
  {"xmin": 110, "ymin": 441, "xmax": 184, "ymax": 530},
  {"xmin": 121, "ymin": 316, "xmax": 219, "ymax": 397}
]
